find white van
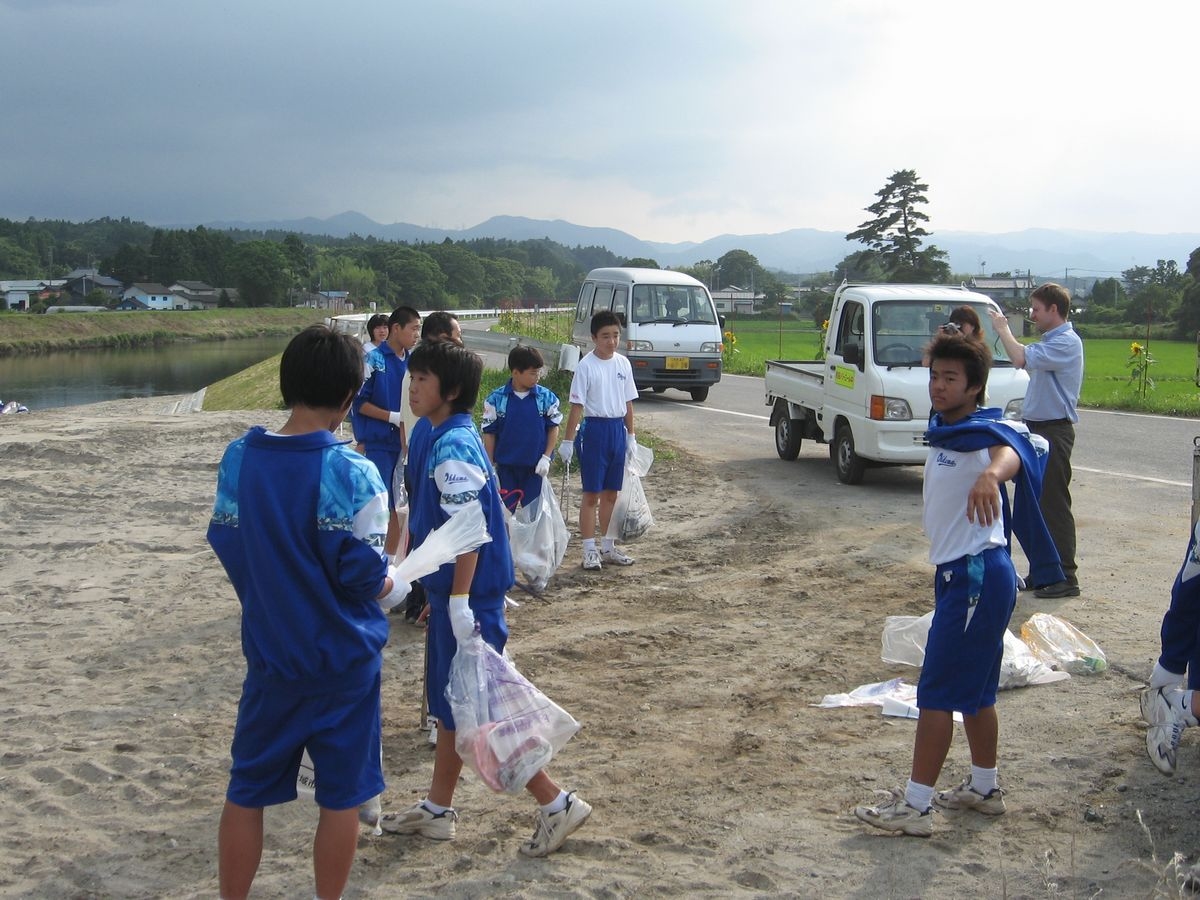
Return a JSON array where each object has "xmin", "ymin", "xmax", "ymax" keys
[{"xmin": 571, "ymin": 267, "xmax": 724, "ymax": 401}]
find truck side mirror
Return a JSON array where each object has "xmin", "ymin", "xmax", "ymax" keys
[{"xmin": 843, "ymin": 341, "xmax": 863, "ymax": 370}]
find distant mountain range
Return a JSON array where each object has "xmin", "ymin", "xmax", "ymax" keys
[{"xmin": 197, "ymin": 211, "xmax": 1200, "ymax": 279}]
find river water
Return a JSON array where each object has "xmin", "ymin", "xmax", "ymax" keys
[{"xmin": 0, "ymin": 337, "xmax": 292, "ymax": 411}]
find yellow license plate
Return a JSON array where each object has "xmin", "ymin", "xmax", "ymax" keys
[{"xmin": 665, "ymin": 356, "xmax": 689, "ymax": 370}]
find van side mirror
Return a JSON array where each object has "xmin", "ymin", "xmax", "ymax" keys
[
  {"xmin": 843, "ymin": 342, "xmax": 863, "ymax": 370},
  {"xmin": 616, "ymin": 311, "xmax": 627, "ymax": 329},
  {"xmin": 718, "ymin": 315, "xmax": 726, "ymax": 329}
]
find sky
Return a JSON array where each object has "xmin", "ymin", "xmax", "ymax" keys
[{"xmin": 2, "ymin": 0, "xmax": 1196, "ymax": 243}]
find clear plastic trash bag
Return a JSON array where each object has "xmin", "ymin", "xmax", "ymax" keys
[
  {"xmin": 1019, "ymin": 612, "xmax": 1108, "ymax": 675},
  {"xmin": 446, "ymin": 634, "xmax": 580, "ymax": 794},
  {"xmin": 507, "ymin": 476, "xmax": 570, "ymax": 591}
]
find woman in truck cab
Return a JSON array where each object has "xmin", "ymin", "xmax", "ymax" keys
[
  {"xmin": 922, "ymin": 306, "xmax": 986, "ymax": 368},
  {"xmin": 945, "ymin": 305, "xmax": 983, "ymax": 341}
]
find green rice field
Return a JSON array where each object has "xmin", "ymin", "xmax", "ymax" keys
[{"xmin": 718, "ymin": 318, "xmax": 1200, "ymax": 417}]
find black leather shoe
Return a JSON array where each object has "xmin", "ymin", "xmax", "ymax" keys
[{"xmin": 1034, "ymin": 580, "xmax": 1081, "ymax": 599}]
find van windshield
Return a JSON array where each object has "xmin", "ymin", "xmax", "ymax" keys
[
  {"xmin": 871, "ymin": 300, "xmax": 1013, "ymax": 367},
  {"xmin": 630, "ymin": 284, "xmax": 717, "ymax": 324}
]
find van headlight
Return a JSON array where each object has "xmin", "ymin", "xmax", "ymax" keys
[
  {"xmin": 626, "ymin": 340, "xmax": 653, "ymax": 351},
  {"xmin": 700, "ymin": 341, "xmax": 722, "ymax": 353},
  {"xmin": 1003, "ymin": 398, "xmax": 1023, "ymax": 420}
]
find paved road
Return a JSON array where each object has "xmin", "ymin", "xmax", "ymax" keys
[{"xmin": 635, "ymin": 372, "xmax": 1200, "ymax": 489}]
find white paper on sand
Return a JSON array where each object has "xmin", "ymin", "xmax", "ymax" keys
[{"xmin": 816, "ymin": 677, "xmax": 963, "ymax": 723}]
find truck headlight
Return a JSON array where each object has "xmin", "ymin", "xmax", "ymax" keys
[
  {"xmin": 700, "ymin": 341, "xmax": 722, "ymax": 353},
  {"xmin": 1003, "ymin": 398, "xmax": 1024, "ymax": 420},
  {"xmin": 869, "ymin": 395, "xmax": 913, "ymax": 421},
  {"xmin": 627, "ymin": 340, "xmax": 653, "ymax": 351}
]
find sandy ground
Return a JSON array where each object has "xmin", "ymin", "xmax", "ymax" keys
[{"xmin": 2, "ymin": 397, "xmax": 1200, "ymax": 898}]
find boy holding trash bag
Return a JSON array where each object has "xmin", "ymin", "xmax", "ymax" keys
[
  {"xmin": 481, "ymin": 345, "xmax": 562, "ymax": 513},
  {"xmin": 558, "ymin": 309, "xmax": 639, "ymax": 571},
  {"xmin": 854, "ymin": 331, "xmax": 1062, "ymax": 838},
  {"xmin": 207, "ymin": 325, "xmax": 412, "ymax": 899},
  {"xmin": 381, "ymin": 340, "xmax": 591, "ymax": 857}
]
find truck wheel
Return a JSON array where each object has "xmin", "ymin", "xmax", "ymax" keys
[
  {"xmin": 833, "ymin": 423, "xmax": 866, "ymax": 485},
  {"xmin": 775, "ymin": 415, "xmax": 802, "ymax": 460},
  {"xmin": 689, "ymin": 386, "xmax": 710, "ymax": 402}
]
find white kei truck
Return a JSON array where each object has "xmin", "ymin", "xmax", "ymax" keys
[{"xmin": 765, "ymin": 283, "xmax": 1028, "ymax": 484}]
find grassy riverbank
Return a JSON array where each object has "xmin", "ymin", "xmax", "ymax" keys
[{"xmin": 0, "ymin": 308, "xmax": 325, "ymax": 356}]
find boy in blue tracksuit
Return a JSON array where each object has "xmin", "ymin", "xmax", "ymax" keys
[
  {"xmin": 381, "ymin": 340, "xmax": 590, "ymax": 858},
  {"xmin": 207, "ymin": 325, "xmax": 410, "ymax": 899},
  {"xmin": 352, "ymin": 305, "xmax": 421, "ymax": 556},
  {"xmin": 482, "ymin": 345, "xmax": 562, "ymax": 513}
]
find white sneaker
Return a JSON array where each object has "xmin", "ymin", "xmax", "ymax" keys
[
  {"xmin": 519, "ymin": 791, "xmax": 592, "ymax": 857},
  {"xmin": 932, "ymin": 777, "xmax": 1006, "ymax": 815},
  {"xmin": 601, "ymin": 546, "xmax": 634, "ymax": 566},
  {"xmin": 582, "ymin": 548, "xmax": 602, "ymax": 570},
  {"xmin": 1143, "ymin": 687, "xmax": 1185, "ymax": 775},
  {"xmin": 853, "ymin": 787, "xmax": 933, "ymax": 837},
  {"xmin": 380, "ymin": 801, "xmax": 458, "ymax": 840}
]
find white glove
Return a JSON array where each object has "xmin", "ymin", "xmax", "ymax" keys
[
  {"xmin": 535, "ymin": 454, "xmax": 551, "ymax": 477},
  {"xmin": 387, "ymin": 411, "xmax": 403, "ymax": 428},
  {"xmin": 625, "ymin": 432, "xmax": 636, "ymax": 460},
  {"xmin": 449, "ymin": 594, "xmax": 477, "ymax": 643},
  {"xmin": 378, "ymin": 568, "xmax": 410, "ymax": 610},
  {"xmin": 558, "ymin": 440, "xmax": 574, "ymax": 464}
]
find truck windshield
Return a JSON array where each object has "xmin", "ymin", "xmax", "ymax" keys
[
  {"xmin": 630, "ymin": 285, "xmax": 718, "ymax": 324},
  {"xmin": 871, "ymin": 301, "xmax": 1014, "ymax": 367}
]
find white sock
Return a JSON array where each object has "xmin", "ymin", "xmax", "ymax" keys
[
  {"xmin": 904, "ymin": 779, "xmax": 934, "ymax": 812},
  {"xmin": 601, "ymin": 537, "xmax": 615, "ymax": 552},
  {"xmin": 969, "ymin": 765, "xmax": 998, "ymax": 795},
  {"xmin": 1150, "ymin": 661, "xmax": 1186, "ymax": 690},
  {"xmin": 422, "ymin": 799, "xmax": 451, "ymax": 815},
  {"xmin": 1169, "ymin": 689, "xmax": 1200, "ymax": 726},
  {"xmin": 540, "ymin": 790, "xmax": 568, "ymax": 815},
  {"xmin": 583, "ymin": 538, "xmax": 596, "ymax": 553}
]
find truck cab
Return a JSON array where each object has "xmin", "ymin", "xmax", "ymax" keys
[
  {"xmin": 572, "ymin": 267, "xmax": 724, "ymax": 401},
  {"xmin": 766, "ymin": 283, "xmax": 1028, "ymax": 483}
]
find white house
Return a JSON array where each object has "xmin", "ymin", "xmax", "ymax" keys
[
  {"xmin": 711, "ymin": 285, "xmax": 761, "ymax": 315},
  {"xmin": 0, "ymin": 279, "xmax": 46, "ymax": 310},
  {"xmin": 121, "ymin": 283, "xmax": 178, "ymax": 311}
]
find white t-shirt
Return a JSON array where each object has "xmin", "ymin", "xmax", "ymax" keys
[
  {"xmin": 569, "ymin": 351, "xmax": 638, "ymax": 418},
  {"xmin": 922, "ymin": 441, "xmax": 1008, "ymax": 565}
]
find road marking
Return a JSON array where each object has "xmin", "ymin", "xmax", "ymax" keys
[{"xmin": 1075, "ymin": 466, "xmax": 1187, "ymax": 488}]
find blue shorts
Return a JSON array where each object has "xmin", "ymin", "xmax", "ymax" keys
[
  {"xmin": 496, "ymin": 464, "xmax": 543, "ymax": 513},
  {"xmin": 425, "ymin": 592, "xmax": 509, "ymax": 731},
  {"xmin": 364, "ymin": 448, "xmax": 401, "ymax": 509},
  {"xmin": 917, "ymin": 546, "xmax": 1016, "ymax": 715},
  {"xmin": 578, "ymin": 417, "xmax": 626, "ymax": 494},
  {"xmin": 226, "ymin": 672, "xmax": 384, "ymax": 811}
]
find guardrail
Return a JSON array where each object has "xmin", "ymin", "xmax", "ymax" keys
[{"xmin": 327, "ymin": 307, "xmax": 576, "ymax": 370}]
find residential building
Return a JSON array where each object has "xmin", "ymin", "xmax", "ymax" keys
[
  {"xmin": 711, "ymin": 285, "xmax": 761, "ymax": 315},
  {"xmin": 121, "ymin": 283, "xmax": 178, "ymax": 310},
  {"xmin": 62, "ymin": 269, "xmax": 123, "ymax": 304}
]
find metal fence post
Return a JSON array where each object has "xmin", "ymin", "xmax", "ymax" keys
[{"xmin": 1193, "ymin": 436, "xmax": 1200, "ymax": 528}]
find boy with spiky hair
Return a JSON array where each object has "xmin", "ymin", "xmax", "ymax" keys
[
  {"xmin": 383, "ymin": 340, "xmax": 590, "ymax": 857},
  {"xmin": 854, "ymin": 331, "xmax": 1061, "ymax": 837},
  {"xmin": 208, "ymin": 324, "xmax": 409, "ymax": 898}
]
